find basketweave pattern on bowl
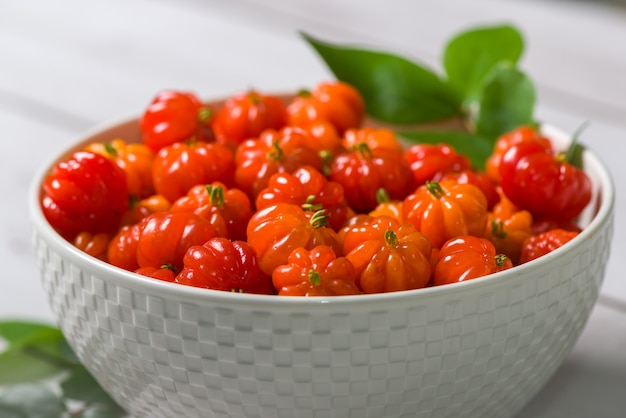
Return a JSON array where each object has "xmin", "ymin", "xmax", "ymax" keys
[{"xmin": 33, "ymin": 209, "xmax": 613, "ymax": 418}]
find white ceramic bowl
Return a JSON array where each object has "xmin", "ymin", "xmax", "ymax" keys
[{"xmin": 29, "ymin": 112, "xmax": 614, "ymax": 418}]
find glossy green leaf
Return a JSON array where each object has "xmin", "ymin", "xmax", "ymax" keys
[
  {"xmin": 0, "ymin": 321, "xmax": 80, "ymax": 384},
  {"xmin": 0, "ymin": 349, "xmax": 66, "ymax": 385},
  {"xmin": 565, "ymin": 121, "xmax": 590, "ymax": 169},
  {"xmin": 6, "ymin": 331, "xmax": 76, "ymax": 364},
  {"xmin": 397, "ymin": 130, "xmax": 492, "ymax": 170},
  {"xmin": 444, "ymin": 24, "xmax": 524, "ymax": 103},
  {"xmin": 28, "ymin": 335, "xmax": 79, "ymax": 367},
  {"xmin": 80, "ymin": 404, "xmax": 127, "ymax": 418},
  {"xmin": 0, "ymin": 384, "xmax": 66, "ymax": 418},
  {"xmin": 567, "ymin": 142, "xmax": 586, "ymax": 170},
  {"xmin": 0, "ymin": 402, "xmax": 26, "ymax": 418},
  {"xmin": 0, "ymin": 321, "xmax": 59, "ymax": 344},
  {"xmin": 302, "ymin": 32, "xmax": 461, "ymax": 124},
  {"xmin": 475, "ymin": 63, "xmax": 536, "ymax": 141},
  {"xmin": 61, "ymin": 367, "xmax": 116, "ymax": 404},
  {"xmin": 58, "ymin": 338, "xmax": 81, "ymax": 365}
]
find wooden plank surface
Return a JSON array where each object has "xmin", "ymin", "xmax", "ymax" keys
[{"xmin": 1, "ymin": 0, "xmax": 625, "ymax": 416}]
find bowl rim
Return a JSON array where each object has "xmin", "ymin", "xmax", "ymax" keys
[{"xmin": 28, "ymin": 113, "xmax": 616, "ymax": 309}]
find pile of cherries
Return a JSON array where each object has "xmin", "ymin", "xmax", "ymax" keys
[{"xmin": 41, "ymin": 81, "xmax": 591, "ymax": 296}]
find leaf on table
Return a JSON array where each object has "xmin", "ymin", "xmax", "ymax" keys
[
  {"xmin": 61, "ymin": 367, "xmax": 117, "ymax": 405},
  {"xmin": 0, "ymin": 383, "xmax": 66, "ymax": 418},
  {"xmin": 79, "ymin": 403, "xmax": 128, "ymax": 418},
  {"xmin": 397, "ymin": 130, "xmax": 493, "ymax": 170},
  {"xmin": 0, "ymin": 320, "xmax": 126, "ymax": 416},
  {"xmin": 475, "ymin": 63, "xmax": 536, "ymax": 141},
  {"xmin": 0, "ymin": 321, "xmax": 59, "ymax": 344},
  {"xmin": 57, "ymin": 338, "xmax": 81, "ymax": 365},
  {"xmin": 0, "ymin": 320, "xmax": 81, "ymax": 384},
  {"xmin": 0, "ymin": 349, "xmax": 66, "ymax": 385},
  {"xmin": 301, "ymin": 32, "xmax": 462, "ymax": 124},
  {"xmin": 27, "ymin": 334, "xmax": 80, "ymax": 368},
  {"xmin": 0, "ymin": 402, "xmax": 26, "ymax": 418},
  {"xmin": 0, "ymin": 319, "xmax": 80, "ymax": 367},
  {"xmin": 443, "ymin": 24, "xmax": 524, "ymax": 104}
]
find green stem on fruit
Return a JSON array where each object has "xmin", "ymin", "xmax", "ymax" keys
[
  {"xmin": 248, "ymin": 90, "xmax": 261, "ymax": 105},
  {"xmin": 308, "ymin": 269, "xmax": 322, "ymax": 286},
  {"xmin": 565, "ymin": 120, "xmax": 590, "ymax": 168},
  {"xmin": 354, "ymin": 142, "xmax": 372, "ymax": 158},
  {"xmin": 103, "ymin": 142, "xmax": 118, "ymax": 157},
  {"xmin": 495, "ymin": 254, "xmax": 509, "ymax": 267},
  {"xmin": 309, "ymin": 209, "xmax": 329, "ymax": 229},
  {"xmin": 302, "ymin": 195, "xmax": 323, "ymax": 212},
  {"xmin": 208, "ymin": 185, "xmax": 225, "ymax": 207},
  {"xmin": 425, "ymin": 181, "xmax": 445, "ymax": 199},
  {"xmin": 384, "ymin": 229, "xmax": 399, "ymax": 248},
  {"xmin": 319, "ymin": 150, "xmax": 333, "ymax": 176},
  {"xmin": 267, "ymin": 138, "xmax": 285, "ymax": 161},
  {"xmin": 160, "ymin": 263, "xmax": 177, "ymax": 273},
  {"xmin": 128, "ymin": 193, "xmax": 141, "ymax": 209},
  {"xmin": 297, "ymin": 89, "xmax": 312, "ymax": 98},
  {"xmin": 197, "ymin": 107, "xmax": 213, "ymax": 123},
  {"xmin": 376, "ymin": 188, "xmax": 390, "ymax": 204},
  {"xmin": 491, "ymin": 219, "xmax": 507, "ymax": 239}
]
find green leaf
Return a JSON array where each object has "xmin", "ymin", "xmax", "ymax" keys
[
  {"xmin": 58, "ymin": 339, "xmax": 81, "ymax": 365},
  {"xmin": 0, "ymin": 320, "xmax": 80, "ymax": 367},
  {"xmin": 0, "ymin": 321, "xmax": 59, "ymax": 344},
  {"xmin": 444, "ymin": 24, "xmax": 524, "ymax": 103},
  {"xmin": 0, "ymin": 320, "xmax": 81, "ymax": 384},
  {"xmin": 0, "ymin": 402, "xmax": 26, "ymax": 418},
  {"xmin": 0, "ymin": 384, "xmax": 67, "ymax": 418},
  {"xmin": 302, "ymin": 32, "xmax": 461, "ymax": 124},
  {"xmin": 26, "ymin": 334, "xmax": 79, "ymax": 368},
  {"xmin": 475, "ymin": 63, "xmax": 535, "ymax": 141},
  {"xmin": 565, "ymin": 121, "xmax": 590, "ymax": 169},
  {"xmin": 0, "ymin": 349, "xmax": 66, "ymax": 385},
  {"xmin": 61, "ymin": 367, "xmax": 117, "ymax": 405},
  {"xmin": 80, "ymin": 404, "xmax": 127, "ymax": 418},
  {"xmin": 397, "ymin": 130, "xmax": 493, "ymax": 171}
]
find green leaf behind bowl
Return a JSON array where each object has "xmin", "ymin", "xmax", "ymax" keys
[
  {"xmin": 302, "ymin": 32, "xmax": 462, "ymax": 124},
  {"xmin": 443, "ymin": 24, "xmax": 525, "ymax": 104}
]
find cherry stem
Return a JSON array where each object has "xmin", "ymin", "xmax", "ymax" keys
[
  {"xmin": 267, "ymin": 138, "xmax": 285, "ymax": 161},
  {"xmin": 197, "ymin": 107, "xmax": 213, "ymax": 123},
  {"xmin": 128, "ymin": 193, "xmax": 141, "ymax": 209},
  {"xmin": 297, "ymin": 89, "xmax": 312, "ymax": 98},
  {"xmin": 319, "ymin": 150, "xmax": 333, "ymax": 163},
  {"xmin": 319, "ymin": 150, "xmax": 333, "ymax": 176},
  {"xmin": 565, "ymin": 120, "xmax": 590, "ymax": 166},
  {"xmin": 302, "ymin": 195, "xmax": 323, "ymax": 212},
  {"xmin": 308, "ymin": 269, "xmax": 321, "ymax": 286},
  {"xmin": 248, "ymin": 90, "xmax": 261, "ymax": 105},
  {"xmin": 103, "ymin": 142, "xmax": 117, "ymax": 157},
  {"xmin": 208, "ymin": 185, "xmax": 225, "ymax": 207},
  {"xmin": 495, "ymin": 254, "xmax": 509, "ymax": 267},
  {"xmin": 425, "ymin": 181, "xmax": 444, "ymax": 199},
  {"xmin": 491, "ymin": 219, "xmax": 507, "ymax": 239},
  {"xmin": 376, "ymin": 188, "xmax": 390, "ymax": 204},
  {"xmin": 384, "ymin": 229, "xmax": 399, "ymax": 248},
  {"xmin": 310, "ymin": 209, "xmax": 329, "ymax": 229},
  {"xmin": 354, "ymin": 142, "xmax": 372, "ymax": 158},
  {"xmin": 160, "ymin": 263, "xmax": 177, "ymax": 272}
]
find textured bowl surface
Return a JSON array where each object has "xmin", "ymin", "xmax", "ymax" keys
[{"xmin": 29, "ymin": 113, "xmax": 615, "ymax": 418}]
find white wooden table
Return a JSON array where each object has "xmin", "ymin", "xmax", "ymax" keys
[{"xmin": 1, "ymin": 0, "xmax": 625, "ymax": 416}]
